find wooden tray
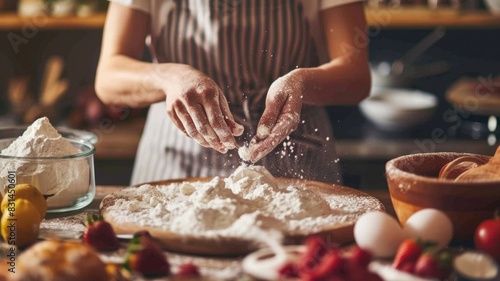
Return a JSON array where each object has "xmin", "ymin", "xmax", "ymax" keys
[
  {"xmin": 100, "ymin": 178, "xmax": 384, "ymax": 256},
  {"xmin": 446, "ymin": 77, "xmax": 500, "ymax": 116}
]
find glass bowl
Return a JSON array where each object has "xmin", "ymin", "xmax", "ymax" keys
[{"xmin": 0, "ymin": 128, "xmax": 96, "ymax": 213}]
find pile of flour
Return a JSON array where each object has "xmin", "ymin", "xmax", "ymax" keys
[
  {"xmin": 0, "ymin": 117, "xmax": 90, "ymax": 208},
  {"xmin": 104, "ymin": 165, "xmax": 382, "ymax": 239}
]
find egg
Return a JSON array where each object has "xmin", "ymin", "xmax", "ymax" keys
[
  {"xmin": 404, "ymin": 208, "xmax": 453, "ymax": 249},
  {"xmin": 354, "ymin": 211, "xmax": 408, "ymax": 258}
]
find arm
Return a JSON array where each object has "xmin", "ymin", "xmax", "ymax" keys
[
  {"xmin": 245, "ymin": 3, "xmax": 370, "ymax": 162},
  {"xmin": 95, "ymin": 3, "xmax": 167, "ymax": 107},
  {"xmin": 95, "ymin": 3, "xmax": 243, "ymax": 152},
  {"xmin": 299, "ymin": 2, "xmax": 371, "ymax": 105}
]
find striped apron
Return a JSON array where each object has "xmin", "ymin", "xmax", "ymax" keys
[{"xmin": 131, "ymin": 0, "xmax": 342, "ymax": 185}]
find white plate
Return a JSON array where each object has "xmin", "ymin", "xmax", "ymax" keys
[{"xmin": 242, "ymin": 245, "xmax": 305, "ymax": 281}]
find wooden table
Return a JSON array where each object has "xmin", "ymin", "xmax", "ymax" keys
[{"xmin": 40, "ymin": 185, "xmax": 396, "ymax": 280}]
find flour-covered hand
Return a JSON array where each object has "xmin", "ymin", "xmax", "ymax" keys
[
  {"xmin": 165, "ymin": 66, "xmax": 244, "ymax": 153},
  {"xmin": 245, "ymin": 73, "xmax": 303, "ymax": 163}
]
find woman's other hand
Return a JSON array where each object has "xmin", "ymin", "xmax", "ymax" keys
[
  {"xmin": 244, "ymin": 71, "xmax": 304, "ymax": 163},
  {"xmin": 241, "ymin": 2, "xmax": 370, "ymax": 163},
  {"xmin": 165, "ymin": 66, "xmax": 244, "ymax": 153}
]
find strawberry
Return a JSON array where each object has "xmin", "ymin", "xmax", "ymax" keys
[
  {"xmin": 124, "ymin": 231, "xmax": 170, "ymax": 277},
  {"xmin": 303, "ymin": 250, "xmax": 343, "ymax": 281},
  {"xmin": 82, "ymin": 214, "xmax": 120, "ymax": 252},
  {"xmin": 398, "ymin": 261, "xmax": 416, "ymax": 273},
  {"xmin": 392, "ymin": 239, "xmax": 425, "ymax": 271},
  {"xmin": 298, "ymin": 236, "xmax": 331, "ymax": 273},
  {"xmin": 361, "ymin": 272, "xmax": 384, "ymax": 281},
  {"xmin": 327, "ymin": 277, "xmax": 347, "ymax": 281},
  {"xmin": 414, "ymin": 250, "xmax": 452, "ymax": 280},
  {"xmin": 133, "ymin": 230, "xmax": 153, "ymax": 240},
  {"xmin": 278, "ymin": 261, "xmax": 300, "ymax": 278},
  {"xmin": 177, "ymin": 263, "xmax": 200, "ymax": 277},
  {"xmin": 346, "ymin": 267, "xmax": 384, "ymax": 281},
  {"xmin": 340, "ymin": 246, "xmax": 380, "ymax": 281},
  {"xmin": 125, "ymin": 247, "xmax": 170, "ymax": 278},
  {"xmin": 132, "ymin": 230, "xmax": 162, "ymax": 252},
  {"xmin": 349, "ymin": 246, "xmax": 372, "ymax": 267}
]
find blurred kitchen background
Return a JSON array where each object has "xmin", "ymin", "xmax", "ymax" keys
[{"xmin": 0, "ymin": 0, "xmax": 499, "ymax": 189}]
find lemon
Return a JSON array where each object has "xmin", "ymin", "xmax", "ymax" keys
[
  {"xmin": 1, "ymin": 184, "xmax": 47, "ymax": 219},
  {"xmin": 1, "ymin": 198, "xmax": 42, "ymax": 248}
]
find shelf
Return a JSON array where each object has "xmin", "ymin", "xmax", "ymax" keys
[
  {"xmin": 1, "ymin": 8, "xmax": 499, "ymax": 30},
  {"xmin": 365, "ymin": 7, "xmax": 500, "ymax": 28},
  {"xmin": 0, "ymin": 12, "xmax": 106, "ymax": 30},
  {"xmin": 336, "ymin": 139, "xmax": 497, "ymax": 160},
  {"xmin": 91, "ymin": 118, "xmax": 145, "ymax": 160}
]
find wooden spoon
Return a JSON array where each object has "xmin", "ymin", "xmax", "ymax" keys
[{"xmin": 455, "ymin": 146, "xmax": 500, "ymax": 182}]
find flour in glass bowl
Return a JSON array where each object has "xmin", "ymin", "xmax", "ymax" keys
[
  {"xmin": 102, "ymin": 165, "xmax": 383, "ymax": 239},
  {"xmin": 0, "ymin": 117, "xmax": 90, "ymax": 208}
]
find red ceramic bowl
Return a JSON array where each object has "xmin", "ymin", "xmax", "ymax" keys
[{"xmin": 386, "ymin": 152, "xmax": 499, "ymax": 241}]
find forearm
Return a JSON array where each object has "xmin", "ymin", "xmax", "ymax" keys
[
  {"xmin": 95, "ymin": 55, "xmax": 175, "ymax": 107},
  {"xmin": 296, "ymin": 56, "xmax": 371, "ymax": 106},
  {"xmin": 295, "ymin": 2, "xmax": 370, "ymax": 106}
]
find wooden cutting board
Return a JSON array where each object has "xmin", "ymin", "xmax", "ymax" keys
[
  {"xmin": 100, "ymin": 178, "xmax": 384, "ymax": 256},
  {"xmin": 446, "ymin": 77, "xmax": 500, "ymax": 116}
]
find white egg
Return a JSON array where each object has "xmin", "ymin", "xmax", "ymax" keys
[
  {"xmin": 354, "ymin": 211, "xmax": 408, "ymax": 258},
  {"xmin": 404, "ymin": 208, "xmax": 453, "ymax": 249}
]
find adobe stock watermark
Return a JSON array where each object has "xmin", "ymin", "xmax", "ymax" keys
[
  {"xmin": 5, "ymin": 171, "xmax": 17, "ymax": 274},
  {"xmin": 7, "ymin": 12, "xmax": 49, "ymax": 54},
  {"xmin": 88, "ymin": 106, "xmax": 133, "ymax": 144}
]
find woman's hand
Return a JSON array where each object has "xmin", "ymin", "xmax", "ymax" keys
[
  {"xmin": 165, "ymin": 66, "xmax": 244, "ymax": 153},
  {"xmin": 244, "ymin": 71, "xmax": 304, "ymax": 163}
]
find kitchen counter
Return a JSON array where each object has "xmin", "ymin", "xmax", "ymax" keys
[
  {"xmin": 336, "ymin": 137, "xmax": 498, "ymax": 190},
  {"xmin": 39, "ymin": 185, "xmax": 397, "ymax": 280},
  {"xmin": 329, "ymin": 105, "xmax": 499, "ymax": 189},
  {"xmin": 33, "ymin": 184, "xmax": 484, "ymax": 280},
  {"xmin": 337, "ymin": 138, "xmax": 497, "ymax": 160},
  {"xmin": 330, "ymin": 105, "xmax": 499, "ymax": 161}
]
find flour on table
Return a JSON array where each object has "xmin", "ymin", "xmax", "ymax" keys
[
  {"xmin": 103, "ymin": 164, "xmax": 383, "ymax": 240},
  {"xmin": 0, "ymin": 117, "xmax": 90, "ymax": 208}
]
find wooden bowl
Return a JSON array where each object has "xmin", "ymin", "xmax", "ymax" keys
[{"xmin": 386, "ymin": 152, "xmax": 500, "ymax": 242}]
